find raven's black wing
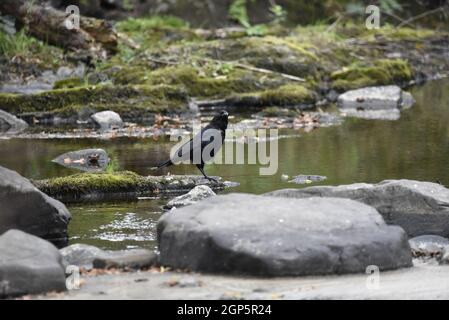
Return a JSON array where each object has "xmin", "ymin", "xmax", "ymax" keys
[{"xmin": 172, "ymin": 125, "xmax": 224, "ymax": 164}]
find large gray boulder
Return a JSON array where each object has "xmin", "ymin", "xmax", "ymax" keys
[
  {"xmin": 0, "ymin": 230, "xmax": 66, "ymax": 298},
  {"xmin": 0, "ymin": 109, "xmax": 28, "ymax": 134},
  {"xmin": 0, "ymin": 166, "xmax": 71, "ymax": 245},
  {"xmin": 157, "ymin": 193, "xmax": 412, "ymax": 276},
  {"xmin": 266, "ymin": 180, "xmax": 449, "ymax": 237}
]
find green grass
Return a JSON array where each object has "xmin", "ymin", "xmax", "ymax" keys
[{"xmin": 1, "ymin": 29, "xmax": 46, "ymax": 58}]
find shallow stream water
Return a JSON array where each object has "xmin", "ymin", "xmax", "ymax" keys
[{"xmin": 1, "ymin": 79, "xmax": 448, "ymax": 250}]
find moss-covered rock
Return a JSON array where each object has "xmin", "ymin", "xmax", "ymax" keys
[
  {"xmin": 33, "ymin": 171, "xmax": 226, "ymax": 202},
  {"xmin": 331, "ymin": 59, "xmax": 413, "ymax": 92},
  {"xmin": 0, "ymin": 84, "xmax": 188, "ymax": 116},
  {"xmin": 53, "ymin": 78, "xmax": 86, "ymax": 89},
  {"xmin": 226, "ymin": 84, "xmax": 316, "ymax": 108},
  {"xmin": 109, "ymin": 64, "xmax": 283, "ymax": 99},
  {"xmin": 3, "ymin": 19, "xmax": 448, "ymax": 122}
]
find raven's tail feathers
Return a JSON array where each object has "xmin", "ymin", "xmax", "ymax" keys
[{"xmin": 151, "ymin": 159, "xmax": 173, "ymax": 171}]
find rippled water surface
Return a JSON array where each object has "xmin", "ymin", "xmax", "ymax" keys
[{"xmin": 1, "ymin": 79, "xmax": 448, "ymax": 250}]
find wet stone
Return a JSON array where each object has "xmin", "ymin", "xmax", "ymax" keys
[
  {"xmin": 289, "ymin": 174, "xmax": 327, "ymax": 184},
  {"xmin": 158, "ymin": 194, "xmax": 412, "ymax": 276},
  {"xmin": 409, "ymin": 235, "xmax": 449, "ymax": 259},
  {"xmin": 164, "ymin": 185, "xmax": 216, "ymax": 210},
  {"xmin": 93, "ymin": 250, "xmax": 158, "ymax": 270},
  {"xmin": 52, "ymin": 148, "xmax": 109, "ymax": 172}
]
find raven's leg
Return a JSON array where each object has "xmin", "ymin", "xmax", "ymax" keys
[{"xmin": 196, "ymin": 164, "xmax": 218, "ymax": 182}]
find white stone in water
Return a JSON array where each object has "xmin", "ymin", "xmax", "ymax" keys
[
  {"xmin": 337, "ymin": 86, "xmax": 415, "ymax": 120},
  {"xmin": 337, "ymin": 85, "xmax": 403, "ymax": 110},
  {"xmin": 91, "ymin": 110, "xmax": 123, "ymax": 130},
  {"xmin": 164, "ymin": 185, "xmax": 216, "ymax": 209},
  {"xmin": 409, "ymin": 235, "xmax": 449, "ymax": 258}
]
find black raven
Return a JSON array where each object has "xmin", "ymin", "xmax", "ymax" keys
[{"xmin": 153, "ymin": 110, "xmax": 229, "ymax": 182}]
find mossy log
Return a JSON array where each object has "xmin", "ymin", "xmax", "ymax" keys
[
  {"xmin": 0, "ymin": 0, "xmax": 117, "ymax": 55},
  {"xmin": 33, "ymin": 171, "xmax": 226, "ymax": 202}
]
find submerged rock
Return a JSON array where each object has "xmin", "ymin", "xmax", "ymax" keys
[
  {"xmin": 409, "ymin": 235, "xmax": 449, "ymax": 259},
  {"xmin": 0, "ymin": 230, "xmax": 66, "ymax": 298},
  {"xmin": 52, "ymin": 148, "xmax": 109, "ymax": 172},
  {"xmin": 0, "ymin": 109, "xmax": 28, "ymax": 134},
  {"xmin": 158, "ymin": 193, "xmax": 412, "ymax": 276},
  {"xmin": 337, "ymin": 86, "xmax": 415, "ymax": 120},
  {"xmin": 0, "ymin": 165, "xmax": 71, "ymax": 245},
  {"xmin": 164, "ymin": 185, "xmax": 216, "ymax": 210},
  {"xmin": 60, "ymin": 243, "xmax": 157, "ymax": 270},
  {"xmin": 289, "ymin": 174, "xmax": 327, "ymax": 184},
  {"xmin": 266, "ymin": 179, "xmax": 449, "ymax": 237},
  {"xmin": 91, "ymin": 111, "xmax": 124, "ymax": 130}
]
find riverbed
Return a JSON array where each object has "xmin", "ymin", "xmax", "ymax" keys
[{"xmin": 1, "ymin": 79, "xmax": 448, "ymax": 250}]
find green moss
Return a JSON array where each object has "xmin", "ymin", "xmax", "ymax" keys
[
  {"xmin": 227, "ymin": 84, "xmax": 315, "ymax": 107},
  {"xmin": 110, "ymin": 66, "xmax": 148, "ymax": 84},
  {"xmin": 0, "ymin": 84, "xmax": 188, "ymax": 115},
  {"xmin": 363, "ymin": 25, "xmax": 437, "ymax": 41},
  {"xmin": 331, "ymin": 59, "xmax": 413, "ymax": 91},
  {"xmin": 115, "ymin": 16, "xmax": 199, "ymax": 54},
  {"xmin": 35, "ymin": 171, "xmax": 145, "ymax": 196},
  {"xmin": 260, "ymin": 84, "xmax": 316, "ymax": 105},
  {"xmin": 116, "ymin": 16, "xmax": 189, "ymax": 33},
  {"xmin": 53, "ymin": 78, "xmax": 85, "ymax": 89},
  {"xmin": 111, "ymin": 65, "xmax": 272, "ymax": 98}
]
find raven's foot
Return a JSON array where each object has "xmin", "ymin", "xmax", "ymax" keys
[
  {"xmin": 206, "ymin": 177, "xmax": 219, "ymax": 183},
  {"xmin": 204, "ymin": 176, "xmax": 219, "ymax": 183}
]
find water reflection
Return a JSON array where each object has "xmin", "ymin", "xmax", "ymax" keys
[{"xmin": 0, "ymin": 79, "xmax": 448, "ymax": 249}]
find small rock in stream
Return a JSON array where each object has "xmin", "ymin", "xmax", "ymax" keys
[
  {"xmin": 337, "ymin": 85, "xmax": 415, "ymax": 120},
  {"xmin": 164, "ymin": 185, "xmax": 216, "ymax": 210},
  {"xmin": 93, "ymin": 251, "xmax": 158, "ymax": 270},
  {"xmin": 409, "ymin": 235, "xmax": 449, "ymax": 259},
  {"xmin": 91, "ymin": 111, "xmax": 124, "ymax": 130},
  {"xmin": 289, "ymin": 174, "xmax": 327, "ymax": 184},
  {"xmin": 51, "ymin": 148, "xmax": 109, "ymax": 172}
]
